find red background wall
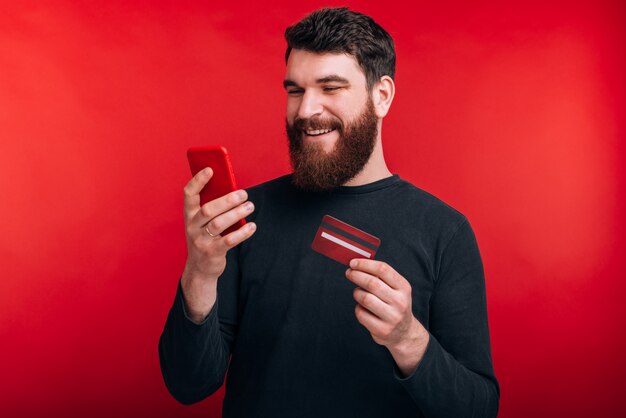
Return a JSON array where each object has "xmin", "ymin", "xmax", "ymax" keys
[{"xmin": 1, "ymin": 1, "xmax": 624, "ymax": 416}]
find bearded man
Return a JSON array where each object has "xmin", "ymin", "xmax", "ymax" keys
[{"xmin": 159, "ymin": 7, "xmax": 499, "ymax": 418}]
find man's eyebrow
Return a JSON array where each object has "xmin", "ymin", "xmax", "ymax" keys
[
  {"xmin": 283, "ymin": 75, "xmax": 351, "ymax": 89},
  {"xmin": 316, "ymin": 75, "xmax": 350, "ymax": 84}
]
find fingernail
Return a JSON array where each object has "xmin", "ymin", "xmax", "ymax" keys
[
  {"xmin": 237, "ymin": 190, "xmax": 247, "ymax": 200},
  {"xmin": 350, "ymin": 259, "xmax": 357, "ymax": 268},
  {"xmin": 248, "ymin": 222, "xmax": 256, "ymax": 231},
  {"xmin": 244, "ymin": 201, "xmax": 254, "ymax": 211},
  {"xmin": 203, "ymin": 167, "xmax": 212, "ymax": 175}
]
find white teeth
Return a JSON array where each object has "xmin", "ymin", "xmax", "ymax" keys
[{"xmin": 306, "ymin": 128, "xmax": 332, "ymax": 136}]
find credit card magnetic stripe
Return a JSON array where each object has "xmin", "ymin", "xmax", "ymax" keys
[
  {"xmin": 319, "ymin": 221, "xmax": 380, "ymax": 252},
  {"xmin": 311, "ymin": 215, "xmax": 381, "ymax": 265},
  {"xmin": 321, "ymin": 215, "xmax": 380, "ymax": 247},
  {"xmin": 319, "ymin": 231, "xmax": 372, "ymax": 258}
]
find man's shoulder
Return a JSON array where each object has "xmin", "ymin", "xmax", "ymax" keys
[
  {"xmin": 400, "ymin": 179, "xmax": 465, "ymax": 220},
  {"xmin": 389, "ymin": 179, "xmax": 469, "ymax": 242}
]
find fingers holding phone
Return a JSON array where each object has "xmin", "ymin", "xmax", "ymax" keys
[
  {"xmin": 199, "ymin": 198, "xmax": 256, "ymax": 245},
  {"xmin": 183, "ymin": 167, "xmax": 249, "ymax": 232},
  {"xmin": 183, "ymin": 190, "xmax": 256, "ymax": 283}
]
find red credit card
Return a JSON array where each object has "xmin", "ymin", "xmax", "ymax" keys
[{"xmin": 311, "ymin": 215, "xmax": 381, "ymax": 265}]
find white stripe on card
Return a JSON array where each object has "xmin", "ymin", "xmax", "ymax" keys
[{"xmin": 320, "ymin": 231, "xmax": 372, "ymax": 258}]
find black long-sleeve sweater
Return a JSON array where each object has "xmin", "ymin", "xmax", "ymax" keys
[{"xmin": 159, "ymin": 174, "xmax": 499, "ymax": 417}]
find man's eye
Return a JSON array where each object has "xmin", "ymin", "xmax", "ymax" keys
[
  {"xmin": 323, "ymin": 86, "xmax": 341, "ymax": 92},
  {"xmin": 287, "ymin": 89, "xmax": 304, "ymax": 96}
]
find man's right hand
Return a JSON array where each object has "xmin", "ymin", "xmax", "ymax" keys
[{"xmin": 180, "ymin": 167, "xmax": 256, "ymax": 323}]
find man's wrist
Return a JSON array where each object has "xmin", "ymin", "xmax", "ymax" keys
[
  {"xmin": 388, "ymin": 318, "xmax": 430, "ymax": 377},
  {"xmin": 180, "ymin": 273, "xmax": 218, "ymax": 324}
]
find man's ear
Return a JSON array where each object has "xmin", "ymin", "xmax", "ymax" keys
[{"xmin": 371, "ymin": 76, "xmax": 395, "ymax": 118}]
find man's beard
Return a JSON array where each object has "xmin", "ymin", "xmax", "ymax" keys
[{"xmin": 286, "ymin": 98, "xmax": 378, "ymax": 192}]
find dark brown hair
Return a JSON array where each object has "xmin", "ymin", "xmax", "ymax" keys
[{"xmin": 284, "ymin": 7, "xmax": 396, "ymax": 90}]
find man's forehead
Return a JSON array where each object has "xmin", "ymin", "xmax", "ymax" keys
[{"xmin": 285, "ymin": 49, "xmax": 365, "ymax": 84}]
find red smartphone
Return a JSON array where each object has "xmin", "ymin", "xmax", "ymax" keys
[{"xmin": 187, "ymin": 145, "xmax": 246, "ymax": 236}]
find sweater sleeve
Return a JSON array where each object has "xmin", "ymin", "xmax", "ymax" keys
[
  {"xmin": 158, "ymin": 246, "xmax": 241, "ymax": 405},
  {"xmin": 396, "ymin": 219, "xmax": 500, "ymax": 417}
]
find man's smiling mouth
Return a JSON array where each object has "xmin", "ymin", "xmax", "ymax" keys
[{"xmin": 305, "ymin": 128, "xmax": 334, "ymax": 136}]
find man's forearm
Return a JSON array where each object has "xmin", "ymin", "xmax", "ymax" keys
[{"xmin": 159, "ymin": 281, "xmax": 230, "ymax": 405}]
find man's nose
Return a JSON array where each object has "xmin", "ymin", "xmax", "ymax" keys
[{"xmin": 297, "ymin": 90, "xmax": 323, "ymax": 120}]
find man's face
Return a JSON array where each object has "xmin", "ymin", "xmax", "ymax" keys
[{"xmin": 284, "ymin": 49, "xmax": 379, "ymax": 191}]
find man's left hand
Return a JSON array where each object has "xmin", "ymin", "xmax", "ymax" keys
[{"xmin": 345, "ymin": 258, "xmax": 430, "ymax": 377}]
